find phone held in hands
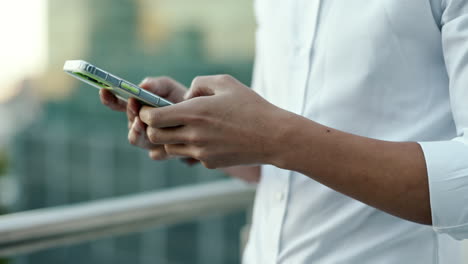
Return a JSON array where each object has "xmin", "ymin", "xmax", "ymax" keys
[{"xmin": 63, "ymin": 60, "xmax": 173, "ymax": 107}]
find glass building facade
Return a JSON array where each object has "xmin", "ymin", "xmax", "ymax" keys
[{"xmin": 5, "ymin": 0, "xmax": 256, "ymax": 263}]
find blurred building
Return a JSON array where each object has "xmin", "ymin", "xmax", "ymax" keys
[{"xmin": 9, "ymin": 0, "xmax": 255, "ymax": 263}]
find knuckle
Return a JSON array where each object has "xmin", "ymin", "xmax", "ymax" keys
[
  {"xmin": 146, "ymin": 128, "xmax": 158, "ymax": 144},
  {"xmin": 218, "ymin": 74, "xmax": 233, "ymax": 82},
  {"xmin": 186, "ymin": 133, "xmax": 200, "ymax": 145},
  {"xmin": 185, "ymin": 131, "xmax": 204, "ymax": 145},
  {"xmin": 191, "ymin": 76, "xmax": 205, "ymax": 87},
  {"xmin": 128, "ymin": 131, "xmax": 138, "ymax": 146}
]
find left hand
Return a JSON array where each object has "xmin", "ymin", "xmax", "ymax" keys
[{"xmin": 139, "ymin": 75, "xmax": 286, "ymax": 169}]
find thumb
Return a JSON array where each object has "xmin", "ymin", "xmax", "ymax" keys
[
  {"xmin": 184, "ymin": 85, "xmax": 215, "ymax": 100},
  {"xmin": 184, "ymin": 76, "xmax": 222, "ymax": 100}
]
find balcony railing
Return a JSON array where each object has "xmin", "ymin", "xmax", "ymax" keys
[{"xmin": 0, "ymin": 179, "xmax": 255, "ymax": 257}]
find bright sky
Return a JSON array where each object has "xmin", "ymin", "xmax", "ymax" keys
[{"xmin": 0, "ymin": 0, "xmax": 47, "ymax": 102}]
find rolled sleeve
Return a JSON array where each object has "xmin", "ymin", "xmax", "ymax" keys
[
  {"xmin": 419, "ymin": 0, "xmax": 468, "ymax": 239},
  {"xmin": 419, "ymin": 141, "xmax": 468, "ymax": 239}
]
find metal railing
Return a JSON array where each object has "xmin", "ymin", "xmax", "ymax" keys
[{"xmin": 0, "ymin": 179, "xmax": 255, "ymax": 257}]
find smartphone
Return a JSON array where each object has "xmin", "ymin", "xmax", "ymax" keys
[{"xmin": 63, "ymin": 60, "xmax": 173, "ymax": 107}]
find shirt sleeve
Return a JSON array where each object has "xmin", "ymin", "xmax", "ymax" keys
[
  {"xmin": 418, "ymin": 0, "xmax": 468, "ymax": 240},
  {"xmin": 251, "ymin": 29, "xmax": 264, "ymax": 97}
]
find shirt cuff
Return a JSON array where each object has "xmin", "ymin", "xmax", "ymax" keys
[{"xmin": 419, "ymin": 140, "xmax": 468, "ymax": 240}]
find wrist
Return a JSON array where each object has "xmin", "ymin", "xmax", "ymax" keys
[{"xmin": 262, "ymin": 108, "xmax": 300, "ymax": 169}]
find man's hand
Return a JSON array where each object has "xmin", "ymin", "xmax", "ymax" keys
[
  {"xmin": 139, "ymin": 75, "xmax": 286, "ymax": 169},
  {"xmin": 100, "ymin": 75, "xmax": 262, "ymax": 183},
  {"xmin": 100, "ymin": 77, "xmax": 187, "ymax": 160}
]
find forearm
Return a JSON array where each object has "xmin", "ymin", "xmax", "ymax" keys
[{"xmin": 270, "ymin": 111, "xmax": 431, "ymax": 225}]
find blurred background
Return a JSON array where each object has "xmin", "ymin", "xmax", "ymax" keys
[{"xmin": 0, "ymin": 0, "xmax": 255, "ymax": 263}]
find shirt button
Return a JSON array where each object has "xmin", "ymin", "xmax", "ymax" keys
[
  {"xmin": 294, "ymin": 45, "xmax": 308, "ymax": 56},
  {"xmin": 275, "ymin": 191, "xmax": 285, "ymax": 202}
]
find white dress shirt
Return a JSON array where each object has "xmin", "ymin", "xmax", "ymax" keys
[{"xmin": 243, "ymin": 0, "xmax": 468, "ymax": 263}]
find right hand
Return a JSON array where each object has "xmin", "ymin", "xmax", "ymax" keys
[{"xmin": 100, "ymin": 77, "xmax": 188, "ymax": 161}]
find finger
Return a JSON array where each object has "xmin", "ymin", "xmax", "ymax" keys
[
  {"xmin": 186, "ymin": 75, "xmax": 236, "ymax": 100},
  {"xmin": 146, "ymin": 126, "xmax": 189, "ymax": 145},
  {"xmin": 128, "ymin": 117, "xmax": 157, "ymax": 149},
  {"xmin": 185, "ymin": 76, "xmax": 216, "ymax": 100},
  {"xmin": 140, "ymin": 77, "xmax": 186, "ymax": 103},
  {"xmin": 127, "ymin": 98, "xmax": 141, "ymax": 123},
  {"xmin": 100, "ymin": 89, "xmax": 127, "ymax": 112},
  {"xmin": 139, "ymin": 105, "xmax": 187, "ymax": 128},
  {"xmin": 148, "ymin": 148, "xmax": 171, "ymax": 161},
  {"xmin": 140, "ymin": 77, "xmax": 173, "ymax": 96},
  {"xmin": 164, "ymin": 144, "xmax": 199, "ymax": 159}
]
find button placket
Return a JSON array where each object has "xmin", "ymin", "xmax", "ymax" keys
[
  {"xmin": 275, "ymin": 191, "xmax": 285, "ymax": 202},
  {"xmin": 297, "ymin": 0, "xmax": 323, "ymax": 115},
  {"xmin": 264, "ymin": 167, "xmax": 290, "ymax": 263},
  {"xmin": 272, "ymin": 0, "xmax": 323, "ymax": 262}
]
